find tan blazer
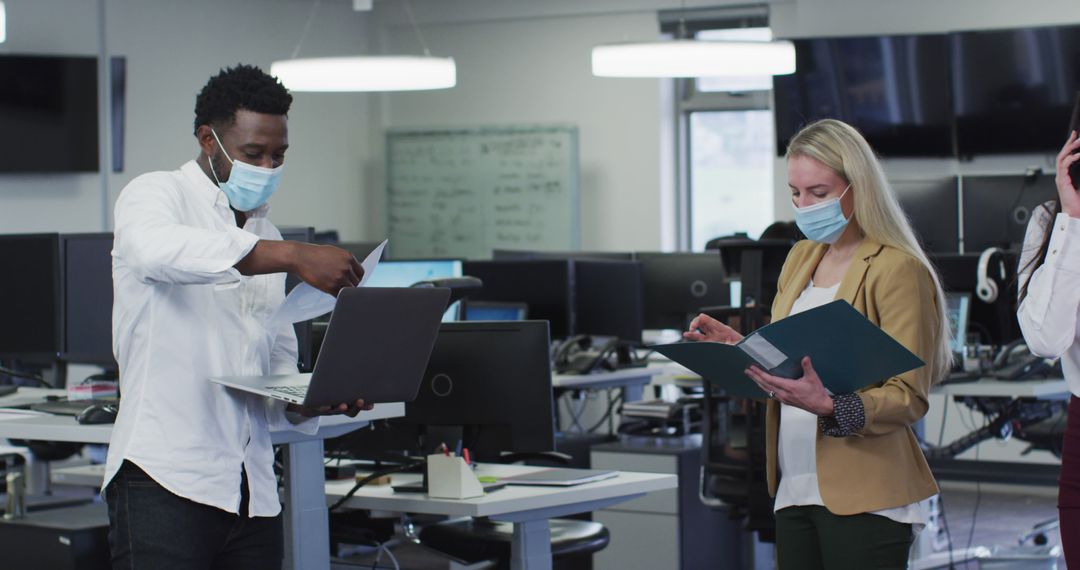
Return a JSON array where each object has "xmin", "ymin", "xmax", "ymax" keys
[{"xmin": 765, "ymin": 238, "xmax": 940, "ymax": 515}]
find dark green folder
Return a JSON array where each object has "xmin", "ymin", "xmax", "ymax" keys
[{"xmin": 651, "ymin": 300, "xmax": 925, "ymax": 398}]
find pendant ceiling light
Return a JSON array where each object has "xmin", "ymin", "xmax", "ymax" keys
[
  {"xmin": 592, "ymin": 39, "xmax": 794, "ymax": 78},
  {"xmin": 591, "ymin": 6, "xmax": 794, "ymax": 79},
  {"xmin": 270, "ymin": 0, "xmax": 455, "ymax": 92}
]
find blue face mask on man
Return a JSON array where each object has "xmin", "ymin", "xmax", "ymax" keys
[
  {"xmin": 793, "ymin": 184, "xmax": 851, "ymax": 244},
  {"xmin": 207, "ymin": 128, "xmax": 283, "ymax": 212}
]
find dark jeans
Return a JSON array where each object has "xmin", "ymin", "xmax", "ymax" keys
[
  {"xmin": 1060, "ymin": 396, "xmax": 1080, "ymax": 569},
  {"xmin": 775, "ymin": 505, "xmax": 914, "ymax": 570},
  {"xmin": 105, "ymin": 460, "xmax": 283, "ymax": 570}
]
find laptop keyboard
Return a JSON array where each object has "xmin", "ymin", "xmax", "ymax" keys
[{"xmin": 269, "ymin": 385, "xmax": 308, "ymax": 399}]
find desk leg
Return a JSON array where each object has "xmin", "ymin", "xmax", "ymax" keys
[
  {"xmin": 511, "ymin": 519, "xmax": 552, "ymax": 570},
  {"xmin": 281, "ymin": 439, "xmax": 330, "ymax": 570}
]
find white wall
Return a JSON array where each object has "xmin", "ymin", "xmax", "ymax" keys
[
  {"xmin": 0, "ymin": 0, "xmax": 376, "ymax": 240},
  {"xmin": 371, "ymin": 10, "xmax": 666, "ymax": 251}
]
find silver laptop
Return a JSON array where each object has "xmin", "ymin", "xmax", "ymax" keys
[{"xmin": 211, "ymin": 286, "xmax": 450, "ymax": 407}]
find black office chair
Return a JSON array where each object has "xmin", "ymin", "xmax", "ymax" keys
[{"xmin": 416, "ymin": 452, "xmax": 610, "ymax": 570}]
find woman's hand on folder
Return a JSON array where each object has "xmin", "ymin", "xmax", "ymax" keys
[
  {"xmin": 682, "ymin": 314, "xmax": 743, "ymax": 344},
  {"xmin": 745, "ymin": 356, "xmax": 835, "ymax": 417},
  {"xmin": 287, "ymin": 398, "xmax": 375, "ymax": 418}
]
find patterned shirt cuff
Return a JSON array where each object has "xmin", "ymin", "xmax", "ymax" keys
[{"xmin": 819, "ymin": 393, "xmax": 865, "ymax": 437}]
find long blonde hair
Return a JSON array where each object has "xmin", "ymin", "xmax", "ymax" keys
[{"xmin": 786, "ymin": 119, "xmax": 951, "ymax": 383}]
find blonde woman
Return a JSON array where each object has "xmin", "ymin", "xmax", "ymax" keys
[{"xmin": 685, "ymin": 119, "xmax": 949, "ymax": 569}]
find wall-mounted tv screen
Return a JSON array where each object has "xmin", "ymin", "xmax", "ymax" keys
[
  {"xmin": 952, "ymin": 24, "xmax": 1080, "ymax": 156},
  {"xmin": 774, "ymin": 34, "xmax": 953, "ymax": 157},
  {"xmin": 0, "ymin": 55, "xmax": 99, "ymax": 173}
]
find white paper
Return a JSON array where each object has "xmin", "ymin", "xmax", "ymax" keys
[
  {"xmin": 268, "ymin": 239, "xmax": 387, "ymax": 327},
  {"xmin": 738, "ymin": 333, "xmax": 788, "ymax": 370}
]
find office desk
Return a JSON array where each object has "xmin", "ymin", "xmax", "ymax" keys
[
  {"xmin": 325, "ymin": 463, "xmax": 676, "ymax": 570},
  {"xmin": 933, "ymin": 377, "xmax": 1069, "ymax": 400},
  {"xmin": 0, "ymin": 389, "xmax": 404, "ymax": 570},
  {"xmin": 552, "ymin": 367, "xmax": 661, "ymax": 401}
]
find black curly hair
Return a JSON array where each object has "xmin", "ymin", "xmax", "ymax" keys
[{"xmin": 193, "ymin": 64, "xmax": 292, "ymax": 135}]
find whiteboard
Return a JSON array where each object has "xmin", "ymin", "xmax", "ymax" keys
[{"xmin": 386, "ymin": 126, "xmax": 580, "ymax": 259}]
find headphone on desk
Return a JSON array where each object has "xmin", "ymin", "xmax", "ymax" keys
[{"xmin": 976, "ymin": 247, "xmax": 1005, "ymax": 303}]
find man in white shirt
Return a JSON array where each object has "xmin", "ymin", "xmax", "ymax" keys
[{"xmin": 104, "ymin": 64, "xmax": 368, "ymax": 570}]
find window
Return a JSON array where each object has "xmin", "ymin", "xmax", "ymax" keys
[
  {"xmin": 669, "ymin": 20, "xmax": 777, "ymax": 251},
  {"xmin": 688, "ymin": 109, "xmax": 775, "ymax": 251}
]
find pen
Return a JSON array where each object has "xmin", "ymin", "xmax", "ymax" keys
[
  {"xmin": 463, "ymin": 448, "xmax": 471, "ymax": 465},
  {"xmin": 454, "ymin": 439, "xmax": 463, "ymax": 458}
]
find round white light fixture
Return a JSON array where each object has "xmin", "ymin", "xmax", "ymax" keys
[
  {"xmin": 270, "ymin": 56, "xmax": 456, "ymax": 92},
  {"xmin": 591, "ymin": 39, "xmax": 796, "ymax": 78}
]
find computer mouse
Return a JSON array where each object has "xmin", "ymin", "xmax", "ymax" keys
[{"xmin": 76, "ymin": 403, "xmax": 119, "ymax": 425}]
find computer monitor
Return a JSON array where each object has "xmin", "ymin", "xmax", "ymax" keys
[
  {"xmin": 894, "ymin": 177, "xmax": 960, "ymax": 254},
  {"xmin": 714, "ymin": 240, "xmax": 794, "ymax": 306},
  {"xmin": 346, "ymin": 321, "xmax": 556, "ymax": 460},
  {"xmin": 961, "ymin": 174, "xmax": 1057, "ymax": 252},
  {"xmin": 492, "ymin": 249, "xmax": 634, "ymax": 261},
  {"xmin": 635, "ymin": 252, "xmax": 728, "ymax": 330},
  {"xmin": 573, "ymin": 260, "xmax": 644, "ymax": 344},
  {"xmin": 60, "ymin": 233, "xmax": 117, "ymax": 367},
  {"xmin": 0, "ymin": 234, "xmax": 61, "ymax": 360},
  {"xmin": 945, "ymin": 292, "xmax": 971, "ymax": 356},
  {"xmin": 931, "ymin": 252, "xmax": 1020, "ymax": 346},
  {"xmin": 461, "ymin": 260, "xmax": 575, "ymax": 338},
  {"xmin": 279, "ymin": 227, "xmax": 316, "ymax": 371},
  {"xmin": 462, "ymin": 301, "xmax": 527, "ymax": 321},
  {"xmin": 366, "ymin": 259, "xmax": 464, "ymax": 321}
]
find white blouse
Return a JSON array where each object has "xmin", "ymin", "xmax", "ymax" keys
[
  {"xmin": 1017, "ymin": 202, "xmax": 1080, "ymax": 397},
  {"xmin": 774, "ymin": 280, "xmax": 925, "ymax": 528}
]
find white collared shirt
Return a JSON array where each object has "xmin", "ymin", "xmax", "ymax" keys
[
  {"xmin": 103, "ymin": 160, "xmax": 318, "ymax": 517},
  {"xmin": 1017, "ymin": 202, "xmax": 1080, "ymax": 397}
]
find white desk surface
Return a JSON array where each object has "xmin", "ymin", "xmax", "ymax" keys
[
  {"xmin": 0, "ymin": 388, "xmax": 403, "ymax": 444},
  {"xmin": 932, "ymin": 378, "xmax": 1070, "ymax": 400},
  {"xmin": 325, "ymin": 463, "xmax": 676, "ymax": 519}
]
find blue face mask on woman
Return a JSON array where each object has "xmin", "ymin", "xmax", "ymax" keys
[
  {"xmin": 793, "ymin": 184, "xmax": 851, "ymax": 244},
  {"xmin": 207, "ymin": 129, "xmax": 284, "ymax": 212}
]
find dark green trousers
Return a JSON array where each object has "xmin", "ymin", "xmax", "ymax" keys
[{"xmin": 775, "ymin": 505, "xmax": 914, "ymax": 570}]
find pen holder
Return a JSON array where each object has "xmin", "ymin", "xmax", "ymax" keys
[{"xmin": 426, "ymin": 454, "xmax": 484, "ymax": 499}]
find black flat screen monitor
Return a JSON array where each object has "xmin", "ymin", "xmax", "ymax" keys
[
  {"xmin": 347, "ymin": 321, "xmax": 556, "ymax": 460},
  {"xmin": 952, "ymin": 24, "xmax": 1080, "ymax": 156},
  {"xmin": 573, "ymin": 260, "xmax": 644, "ymax": 343},
  {"xmin": 461, "ymin": 260, "xmax": 575, "ymax": 338},
  {"xmin": 636, "ymin": 253, "xmax": 728, "ymax": 330},
  {"xmin": 774, "ymin": 34, "xmax": 953, "ymax": 157},
  {"xmin": 492, "ymin": 249, "xmax": 634, "ymax": 261},
  {"xmin": 61, "ymin": 233, "xmax": 116, "ymax": 367},
  {"xmin": 714, "ymin": 240, "xmax": 794, "ymax": 311},
  {"xmin": 930, "ymin": 252, "xmax": 1020, "ymax": 346},
  {"xmin": 0, "ymin": 234, "xmax": 61, "ymax": 359},
  {"xmin": 0, "ymin": 55, "xmax": 99, "ymax": 172},
  {"xmin": 961, "ymin": 174, "xmax": 1057, "ymax": 252},
  {"xmin": 894, "ymin": 177, "xmax": 960, "ymax": 254},
  {"xmin": 279, "ymin": 227, "xmax": 315, "ymax": 372}
]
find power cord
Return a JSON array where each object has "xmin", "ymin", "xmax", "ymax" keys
[
  {"xmin": 0, "ymin": 365, "xmax": 52, "ymax": 388},
  {"xmin": 328, "ymin": 460, "xmax": 425, "ymax": 513}
]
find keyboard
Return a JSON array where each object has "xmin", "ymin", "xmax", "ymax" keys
[{"xmin": 269, "ymin": 385, "xmax": 309, "ymax": 399}]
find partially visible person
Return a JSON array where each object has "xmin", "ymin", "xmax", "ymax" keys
[
  {"xmin": 105, "ymin": 64, "xmax": 369, "ymax": 570},
  {"xmin": 685, "ymin": 119, "xmax": 950, "ymax": 569},
  {"xmin": 1016, "ymin": 130, "xmax": 1080, "ymax": 569}
]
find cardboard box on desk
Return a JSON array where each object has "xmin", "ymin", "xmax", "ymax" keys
[{"xmin": 426, "ymin": 454, "xmax": 484, "ymax": 499}]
